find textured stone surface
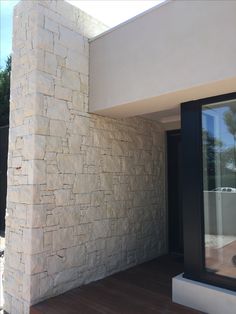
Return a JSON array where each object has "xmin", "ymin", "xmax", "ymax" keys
[{"xmin": 4, "ymin": 1, "xmax": 166, "ymax": 313}]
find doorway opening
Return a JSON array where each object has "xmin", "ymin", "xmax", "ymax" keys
[
  {"xmin": 182, "ymin": 92, "xmax": 236, "ymax": 292},
  {"xmin": 167, "ymin": 130, "xmax": 183, "ymax": 256}
]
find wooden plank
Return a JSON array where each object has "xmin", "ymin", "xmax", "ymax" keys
[{"xmin": 31, "ymin": 255, "xmax": 204, "ymax": 314}]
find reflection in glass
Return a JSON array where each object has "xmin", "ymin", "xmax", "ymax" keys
[{"xmin": 202, "ymin": 99, "xmax": 236, "ymax": 279}]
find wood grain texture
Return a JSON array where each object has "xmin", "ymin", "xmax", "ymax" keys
[{"xmin": 31, "ymin": 255, "xmax": 204, "ymax": 314}]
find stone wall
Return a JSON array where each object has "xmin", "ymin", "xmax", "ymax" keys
[{"xmin": 5, "ymin": 1, "xmax": 166, "ymax": 313}]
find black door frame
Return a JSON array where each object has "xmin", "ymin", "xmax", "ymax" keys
[
  {"xmin": 167, "ymin": 129, "xmax": 183, "ymax": 255},
  {"xmin": 181, "ymin": 91, "xmax": 236, "ymax": 292}
]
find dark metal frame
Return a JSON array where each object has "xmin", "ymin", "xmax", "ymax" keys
[
  {"xmin": 167, "ymin": 129, "xmax": 183, "ymax": 255},
  {"xmin": 181, "ymin": 92, "xmax": 236, "ymax": 292}
]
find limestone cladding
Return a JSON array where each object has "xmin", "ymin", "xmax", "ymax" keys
[{"xmin": 4, "ymin": 1, "xmax": 166, "ymax": 313}]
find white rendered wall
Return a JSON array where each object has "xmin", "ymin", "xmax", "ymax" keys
[
  {"xmin": 90, "ymin": 0, "xmax": 236, "ymax": 117},
  {"xmin": 5, "ymin": 1, "xmax": 166, "ymax": 313}
]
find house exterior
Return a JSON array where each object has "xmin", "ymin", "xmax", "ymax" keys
[{"xmin": 3, "ymin": 0, "xmax": 236, "ymax": 313}]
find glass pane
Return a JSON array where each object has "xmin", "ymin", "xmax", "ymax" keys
[{"xmin": 202, "ymin": 99, "xmax": 236, "ymax": 279}]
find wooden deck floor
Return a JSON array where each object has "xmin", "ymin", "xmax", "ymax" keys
[{"xmin": 31, "ymin": 255, "xmax": 203, "ymax": 314}]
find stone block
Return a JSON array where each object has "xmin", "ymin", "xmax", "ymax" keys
[
  {"xmin": 80, "ymin": 74, "xmax": 88, "ymax": 94},
  {"xmin": 39, "ymin": 275, "xmax": 54, "ymax": 298},
  {"xmin": 68, "ymin": 135, "xmax": 83, "ymax": 154},
  {"xmin": 25, "ymin": 252, "xmax": 47, "ymax": 274},
  {"xmin": 61, "ymin": 68, "xmax": 80, "ymax": 90},
  {"xmin": 54, "ymin": 189, "xmax": 71, "ymax": 206},
  {"xmin": 75, "ymin": 193, "xmax": 90, "ymax": 204},
  {"xmin": 44, "ymin": 231, "xmax": 53, "ymax": 248},
  {"xmin": 102, "ymin": 155, "xmax": 121, "ymax": 172},
  {"xmin": 52, "ymin": 227, "xmax": 74, "ymax": 251},
  {"xmin": 57, "ymin": 154, "xmax": 83, "ymax": 173},
  {"xmin": 46, "ymin": 136, "xmax": 62, "ymax": 153},
  {"xmin": 54, "ymin": 42, "xmax": 67, "ymax": 58},
  {"xmin": 63, "ymin": 174, "xmax": 75, "ymax": 185},
  {"xmin": 57, "ymin": 207, "xmax": 80, "ymax": 227},
  {"xmin": 112, "ymin": 141, "xmax": 131, "ymax": 156},
  {"xmin": 49, "ymin": 119, "xmax": 67, "ymax": 137},
  {"xmin": 71, "ymin": 91, "xmax": 85, "ymax": 111},
  {"xmin": 100, "ymin": 173, "xmax": 113, "ymax": 190},
  {"xmin": 65, "ymin": 245, "xmax": 86, "ymax": 268},
  {"xmin": 47, "ymin": 173, "xmax": 63, "ymax": 190},
  {"xmin": 34, "ymin": 27, "xmax": 53, "ymax": 52},
  {"xmin": 37, "ymin": 71, "xmax": 54, "ymax": 96},
  {"xmin": 7, "ymin": 185, "xmax": 40, "ymax": 205},
  {"xmin": 46, "ymin": 213, "xmax": 59, "ymax": 227},
  {"xmin": 59, "ymin": 25, "xmax": 84, "ymax": 53},
  {"xmin": 73, "ymin": 174, "xmax": 98, "ymax": 193},
  {"xmin": 28, "ymin": 160, "xmax": 46, "ymax": 184},
  {"xmin": 45, "ymin": 16, "xmax": 58, "ymax": 33},
  {"xmin": 22, "ymin": 135, "xmax": 34, "ymax": 160},
  {"xmin": 11, "ymin": 156, "xmax": 22, "ymax": 168},
  {"xmin": 47, "ymin": 254, "xmax": 65, "ymax": 275},
  {"xmin": 71, "ymin": 115, "xmax": 89, "ymax": 135},
  {"xmin": 66, "ymin": 50, "xmax": 88, "ymax": 75},
  {"xmin": 28, "ymin": 116, "xmax": 49, "ymax": 135},
  {"xmin": 27, "ymin": 205, "xmax": 47, "ymax": 228},
  {"xmin": 23, "ymin": 228, "xmax": 44, "ymax": 254},
  {"xmin": 92, "ymin": 220, "xmax": 110, "ymax": 239},
  {"xmin": 46, "ymin": 97, "xmax": 70, "ymax": 121},
  {"xmin": 44, "ymin": 52, "xmax": 57, "ymax": 76},
  {"xmin": 55, "ymin": 85, "xmax": 72, "ymax": 101},
  {"xmin": 54, "ymin": 268, "xmax": 78, "ymax": 286}
]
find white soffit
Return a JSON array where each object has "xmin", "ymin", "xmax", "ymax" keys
[{"xmin": 89, "ymin": 0, "xmax": 236, "ymax": 117}]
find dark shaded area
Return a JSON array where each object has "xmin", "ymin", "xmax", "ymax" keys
[
  {"xmin": 0, "ymin": 56, "xmax": 10, "ymax": 234},
  {"xmin": 167, "ymin": 130, "xmax": 183, "ymax": 255},
  {"xmin": 0, "ymin": 56, "xmax": 11, "ymax": 127},
  {"xmin": 0, "ymin": 126, "xmax": 8, "ymax": 232}
]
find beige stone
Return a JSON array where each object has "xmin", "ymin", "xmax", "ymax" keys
[
  {"xmin": 54, "ymin": 189, "xmax": 71, "ymax": 206},
  {"xmin": 34, "ymin": 27, "xmax": 53, "ymax": 52},
  {"xmin": 59, "ymin": 25, "xmax": 84, "ymax": 53},
  {"xmin": 28, "ymin": 116, "xmax": 49, "ymax": 135},
  {"xmin": 52, "ymin": 227, "xmax": 74, "ymax": 251},
  {"xmin": 55, "ymin": 85, "xmax": 72, "ymax": 101},
  {"xmin": 28, "ymin": 160, "xmax": 46, "ymax": 185},
  {"xmin": 45, "ymin": 16, "xmax": 58, "ymax": 33},
  {"xmin": 5, "ymin": 1, "xmax": 166, "ymax": 313},
  {"xmin": 37, "ymin": 71, "xmax": 54, "ymax": 96},
  {"xmin": 44, "ymin": 52, "xmax": 57, "ymax": 76},
  {"xmin": 57, "ymin": 154, "xmax": 83, "ymax": 173},
  {"xmin": 49, "ymin": 119, "xmax": 67, "ymax": 137},
  {"xmin": 68, "ymin": 135, "xmax": 83, "ymax": 154},
  {"xmin": 47, "ymin": 173, "xmax": 63, "ymax": 190},
  {"xmin": 54, "ymin": 42, "xmax": 67, "ymax": 58},
  {"xmin": 46, "ymin": 97, "xmax": 70, "ymax": 121},
  {"xmin": 73, "ymin": 174, "xmax": 99, "ymax": 193},
  {"xmin": 61, "ymin": 68, "xmax": 80, "ymax": 90},
  {"xmin": 46, "ymin": 136, "xmax": 63, "ymax": 153},
  {"xmin": 102, "ymin": 155, "xmax": 121, "ymax": 172},
  {"xmin": 66, "ymin": 51, "xmax": 88, "ymax": 75},
  {"xmin": 71, "ymin": 115, "xmax": 89, "ymax": 135}
]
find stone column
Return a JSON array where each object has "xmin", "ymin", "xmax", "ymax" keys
[
  {"xmin": 5, "ymin": 1, "xmax": 166, "ymax": 313},
  {"xmin": 5, "ymin": 1, "xmax": 107, "ymax": 313}
]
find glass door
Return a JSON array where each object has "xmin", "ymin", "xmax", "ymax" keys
[
  {"xmin": 182, "ymin": 92, "xmax": 236, "ymax": 291},
  {"xmin": 202, "ymin": 100, "xmax": 236, "ymax": 279}
]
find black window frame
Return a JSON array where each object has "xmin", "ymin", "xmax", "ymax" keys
[{"xmin": 181, "ymin": 91, "xmax": 236, "ymax": 292}]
